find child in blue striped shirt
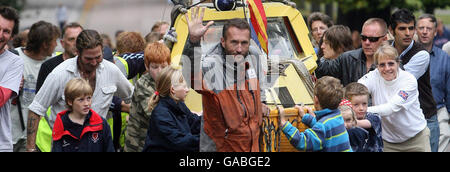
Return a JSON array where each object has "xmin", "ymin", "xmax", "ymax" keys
[{"xmin": 278, "ymin": 76, "xmax": 352, "ymax": 152}]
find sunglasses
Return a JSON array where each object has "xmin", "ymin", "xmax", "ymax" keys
[
  {"xmin": 360, "ymin": 35, "xmax": 385, "ymax": 42},
  {"xmin": 377, "ymin": 62, "xmax": 396, "ymax": 68}
]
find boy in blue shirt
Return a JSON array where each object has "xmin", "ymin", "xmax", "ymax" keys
[
  {"xmin": 344, "ymin": 82, "xmax": 383, "ymax": 152},
  {"xmin": 278, "ymin": 76, "xmax": 352, "ymax": 152}
]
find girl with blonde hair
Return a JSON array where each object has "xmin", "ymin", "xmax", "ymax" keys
[{"xmin": 143, "ymin": 67, "xmax": 201, "ymax": 152}]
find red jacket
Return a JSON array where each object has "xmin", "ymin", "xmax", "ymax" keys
[
  {"xmin": 52, "ymin": 109, "xmax": 114, "ymax": 152},
  {"xmin": 185, "ymin": 42, "xmax": 263, "ymax": 152}
]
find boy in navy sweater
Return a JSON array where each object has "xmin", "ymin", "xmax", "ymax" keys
[{"xmin": 52, "ymin": 78, "xmax": 114, "ymax": 152}]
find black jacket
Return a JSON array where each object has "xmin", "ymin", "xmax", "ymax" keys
[
  {"xmin": 143, "ymin": 97, "xmax": 201, "ymax": 152},
  {"xmin": 398, "ymin": 41, "xmax": 437, "ymax": 119},
  {"xmin": 315, "ymin": 48, "xmax": 376, "ymax": 86},
  {"xmin": 52, "ymin": 110, "xmax": 115, "ymax": 152}
]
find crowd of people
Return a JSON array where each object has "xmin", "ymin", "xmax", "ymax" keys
[{"xmin": 0, "ymin": 3, "xmax": 449, "ymax": 152}]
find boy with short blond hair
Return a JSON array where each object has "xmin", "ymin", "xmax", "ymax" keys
[
  {"xmin": 51, "ymin": 78, "xmax": 114, "ymax": 152},
  {"xmin": 344, "ymin": 82, "xmax": 383, "ymax": 152},
  {"xmin": 279, "ymin": 76, "xmax": 352, "ymax": 152}
]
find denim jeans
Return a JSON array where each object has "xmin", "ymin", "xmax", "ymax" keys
[{"xmin": 427, "ymin": 114, "xmax": 440, "ymax": 152}]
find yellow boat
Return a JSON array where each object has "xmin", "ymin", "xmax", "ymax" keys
[{"xmin": 169, "ymin": 1, "xmax": 317, "ymax": 152}]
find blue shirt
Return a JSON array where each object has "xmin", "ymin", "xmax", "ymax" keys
[
  {"xmin": 434, "ymin": 28, "xmax": 450, "ymax": 49},
  {"xmin": 281, "ymin": 108, "xmax": 352, "ymax": 152},
  {"xmin": 429, "ymin": 46, "xmax": 450, "ymax": 113}
]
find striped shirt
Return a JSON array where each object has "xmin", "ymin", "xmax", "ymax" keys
[
  {"xmin": 282, "ymin": 108, "xmax": 352, "ymax": 152},
  {"xmin": 28, "ymin": 57, "xmax": 134, "ymax": 128}
]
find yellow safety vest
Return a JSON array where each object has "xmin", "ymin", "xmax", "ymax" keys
[
  {"xmin": 110, "ymin": 56, "xmax": 132, "ymax": 148},
  {"xmin": 35, "ymin": 51, "xmax": 63, "ymax": 152},
  {"xmin": 35, "ymin": 108, "xmax": 53, "ymax": 152}
]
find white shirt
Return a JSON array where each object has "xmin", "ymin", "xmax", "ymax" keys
[
  {"xmin": 0, "ymin": 50, "xmax": 24, "ymax": 152},
  {"xmin": 10, "ymin": 48, "xmax": 50, "ymax": 143},
  {"xmin": 392, "ymin": 40, "xmax": 430, "ymax": 79},
  {"xmin": 28, "ymin": 57, "xmax": 134, "ymax": 127},
  {"xmin": 358, "ymin": 68, "xmax": 426, "ymax": 143}
]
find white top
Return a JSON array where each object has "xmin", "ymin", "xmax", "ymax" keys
[
  {"xmin": 10, "ymin": 48, "xmax": 49, "ymax": 143},
  {"xmin": 0, "ymin": 50, "xmax": 24, "ymax": 152},
  {"xmin": 28, "ymin": 57, "xmax": 134, "ymax": 127},
  {"xmin": 358, "ymin": 68, "xmax": 426, "ymax": 143}
]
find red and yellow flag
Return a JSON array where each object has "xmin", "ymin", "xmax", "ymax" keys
[{"xmin": 247, "ymin": 0, "xmax": 268, "ymax": 54}]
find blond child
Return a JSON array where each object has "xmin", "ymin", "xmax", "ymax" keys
[
  {"xmin": 279, "ymin": 76, "xmax": 352, "ymax": 152},
  {"xmin": 142, "ymin": 66, "xmax": 201, "ymax": 152},
  {"xmin": 344, "ymin": 82, "xmax": 383, "ymax": 152},
  {"xmin": 51, "ymin": 78, "xmax": 114, "ymax": 152}
]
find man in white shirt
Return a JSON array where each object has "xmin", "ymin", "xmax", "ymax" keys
[
  {"xmin": 26, "ymin": 30, "xmax": 134, "ymax": 152},
  {"xmin": 11, "ymin": 20, "xmax": 60, "ymax": 152},
  {"xmin": 0, "ymin": 6, "xmax": 23, "ymax": 152}
]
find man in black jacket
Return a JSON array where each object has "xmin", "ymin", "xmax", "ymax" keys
[{"xmin": 315, "ymin": 18, "xmax": 388, "ymax": 86}]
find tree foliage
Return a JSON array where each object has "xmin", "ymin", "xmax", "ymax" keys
[
  {"xmin": 0, "ymin": 0, "xmax": 27, "ymax": 12},
  {"xmin": 291, "ymin": 0, "xmax": 450, "ymax": 14}
]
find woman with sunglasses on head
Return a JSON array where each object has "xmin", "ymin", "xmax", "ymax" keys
[
  {"xmin": 358, "ymin": 44, "xmax": 430, "ymax": 152},
  {"xmin": 315, "ymin": 18, "xmax": 388, "ymax": 86}
]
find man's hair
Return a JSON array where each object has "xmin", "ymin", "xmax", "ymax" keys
[
  {"xmin": 344, "ymin": 82, "xmax": 369, "ymax": 100},
  {"xmin": 418, "ymin": 13, "xmax": 437, "ymax": 28},
  {"xmin": 61, "ymin": 22, "xmax": 83, "ymax": 38},
  {"xmin": 314, "ymin": 76, "xmax": 344, "ymax": 110},
  {"xmin": 390, "ymin": 8, "xmax": 415, "ymax": 30},
  {"xmin": 0, "ymin": 6, "xmax": 20, "ymax": 37},
  {"xmin": 144, "ymin": 42, "xmax": 171, "ymax": 68},
  {"xmin": 151, "ymin": 21, "xmax": 169, "ymax": 32},
  {"xmin": 307, "ymin": 12, "xmax": 333, "ymax": 30},
  {"xmin": 322, "ymin": 25, "xmax": 353, "ymax": 54},
  {"xmin": 25, "ymin": 20, "xmax": 61, "ymax": 53},
  {"xmin": 64, "ymin": 78, "xmax": 93, "ymax": 111},
  {"xmin": 222, "ymin": 18, "xmax": 251, "ymax": 40},
  {"xmin": 76, "ymin": 30, "xmax": 103, "ymax": 55},
  {"xmin": 363, "ymin": 18, "xmax": 388, "ymax": 36},
  {"xmin": 116, "ymin": 31, "xmax": 145, "ymax": 55},
  {"xmin": 145, "ymin": 31, "xmax": 162, "ymax": 44}
]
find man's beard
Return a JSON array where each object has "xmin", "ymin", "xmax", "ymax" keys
[{"xmin": 0, "ymin": 39, "xmax": 7, "ymax": 53}]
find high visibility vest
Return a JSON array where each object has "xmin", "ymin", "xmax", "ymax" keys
[
  {"xmin": 111, "ymin": 56, "xmax": 132, "ymax": 148},
  {"xmin": 35, "ymin": 51, "xmax": 63, "ymax": 152},
  {"xmin": 52, "ymin": 51, "xmax": 63, "ymax": 57},
  {"xmin": 115, "ymin": 56, "xmax": 134, "ymax": 84},
  {"xmin": 35, "ymin": 108, "xmax": 53, "ymax": 152}
]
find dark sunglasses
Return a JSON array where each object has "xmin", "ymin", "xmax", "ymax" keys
[
  {"xmin": 361, "ymin": 35, "xmax": 385, "ymax": 42},
  {"xmin": 377, "ymin": 62, "xmax": 396, "ymax": 68}
]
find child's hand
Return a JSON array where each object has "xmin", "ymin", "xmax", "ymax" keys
[
  {"xmin": 277, "ymin": 106, "xmax": 287, "ymax": 126},
  {"xmin": 294, "ymin": 105, "xmax": 305, "ymax": 118},
  {"xmin": 294, "ymin": 105, "xmax": 315, "ymax": 118},
  {"xmin": 305, "ymin": 106, "xmax": 315, "ymax": 117}
]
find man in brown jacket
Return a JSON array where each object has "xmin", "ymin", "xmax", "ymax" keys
[{"xmin": 182, "ymin": 7, "xmax": 266, "ymax": 152}]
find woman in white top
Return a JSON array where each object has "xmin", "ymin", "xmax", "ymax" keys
[{"xmin": 358, "ymin": 44, "xmax": 430, "ymax": 152}]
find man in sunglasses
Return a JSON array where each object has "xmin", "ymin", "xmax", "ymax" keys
[
  {"xmin": 390, "ymin": 8, "xmax": 438, "ymax": 152},
  {"xmin": 315, "ymin": 18, "xmax": 388, "ymax": 86}
]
